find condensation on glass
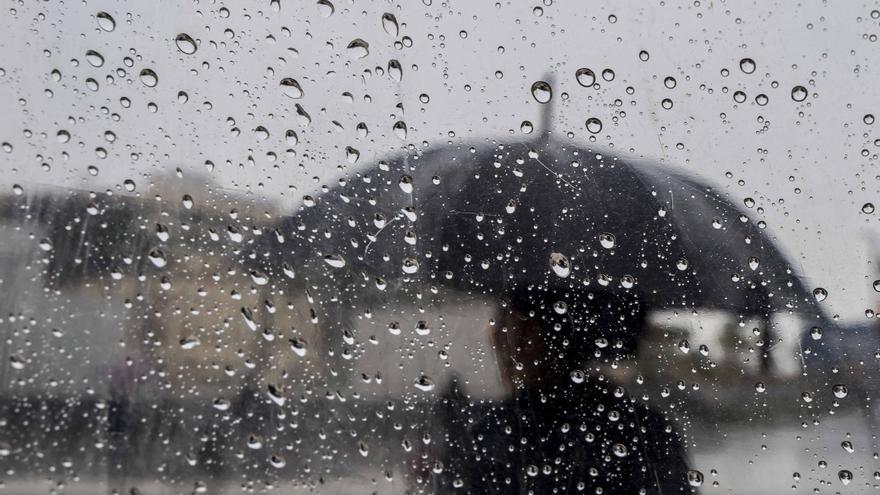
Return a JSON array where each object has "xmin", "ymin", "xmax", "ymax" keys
[{"xmin": 0, "ymin": 1, "xmax": 877, "ymax": 494}]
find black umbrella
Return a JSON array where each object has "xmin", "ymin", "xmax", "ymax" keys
[{"xmin": 265, "ymin": 136, "xmax": 818, "ymax": 318}]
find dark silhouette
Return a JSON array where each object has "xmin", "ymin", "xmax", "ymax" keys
[{"xmin": 431, "ymin": 289, "xmax": 696, "ymax": 494}]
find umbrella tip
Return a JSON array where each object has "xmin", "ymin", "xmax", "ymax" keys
[{"xmin": 539, "ymin": 71, "xmax": 555, "ymax": 143}]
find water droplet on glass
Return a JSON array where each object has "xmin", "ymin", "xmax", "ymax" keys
[
  {"xmin": 148, "ymin": 249, "xmax": 167, "ymax": 268},
  {"xmin": 598, "ymin": 233, "xmax": 616, "ymax": 249},
  {"xmin": 841, "ymin": 441, "xmax": 855, "ymax": 454},
  {"xmin": 862, "ymin": 202, "xmax": 874, "ymax": 214},
  {"xmin": 739, "ymin": 57, "xmax": 756, "ymax": 74},
  {"xmin": 813, "ymin": 287, "xmax": 828, "ymax": 302},
  {"xmin": 212, "ymin": 398, "xmax": 231, "ymax": 411},
  {"xmin": 402, "ymin": 258, "xmax": 419, "ymax": 274},
  {"xmin": 838, "ymin": 470, "xmax": 853, "ymax": 485},
  {"xmin": 382, "ymin": 13, "xmax": 399, "ymax": 36},
  {"xmin": 531, "ymin": 81, "xmax": 552, "ymax": 104},
  {"xmin": 388, "ymin": 59, "xmax": 402, "ymax": 81},
  {"xmin": 317, "ymin": 0, "xmax": 334, "ymax": 17},
  {"xmin": 678, "ymin": 339, "xmax": 691, "ymax": 354},
  {"xmin": 289, "ymin": 338, "xmax": 307, "ymax": 357},
  {"xmin": 85, "ymin": 50, "xmax": 104, "ymax": 67},
  {"xmin": 414, "ymin": 374, "xmax": 435, "ymax": 392},
  {"xmin": 346, "ymin": 38, "xmax": 370, "ymax": 59},
  {"xmin": 393, "ymin": 121, "xmax": 407, "ymax": 139},
  {"xmin": 585, "ymin": 117, "xmax": 603, "ymax": 134},
  {"xmin": 575, "ymin": 68, "xmax": 595, "ymax": 87},
  {"xmin": 324, "ymin": 254, "xmax": 346, "ymax": 268},
  {"xmin": 791, "ymin": 85, "xmax": 808, "ymax": 102},
  {"xmin": 864, "ymin": 114, "xmax": 875, "ymax": 125},
  {"xmin": 139, "ymin": 68, "xmax": 158, "ymax": 87},
  {"xmin": 832, "ymin": 384, "xmax": 848, "ymax": 398},
  {"xmin": 172, "ymin": 34, "xmax": 197, "ymax": 56},
  {"xmin": 10, "ymin": 354, "xmax": 25, "ymax": 370},
  {"xmin": 279, "ymin": 77, "xmax": 303, "ymax": 98},
  {"xmin": 96, "ymin": 11, "xmax": 115, "ymax": 31},
  {"xmin": 687, "ymin": 470, "xmax": 704, "ymax": 487},
  {"xmin": 549, "ymin": 252, "xmax": 571, "ymax": 278}
]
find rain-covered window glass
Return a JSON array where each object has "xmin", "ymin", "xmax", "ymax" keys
[{"xmin": 0, "ymin": 1, "xmax": 877, "ymax": 493}]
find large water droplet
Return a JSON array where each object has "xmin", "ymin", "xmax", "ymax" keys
[
  {"xmin": 148, "ymin": 249, "xmax": 168, "ymax": 268},
  {"xmin": 96, "ymin": 11, "xmax": 115, "ymax": 31},
  {"xmin": 139, "ymin": 68, "xmax": 158, "ymax": 87},
  {"xmin": 388, "ymin": 59, "xmax": 402, "ymax": 82},
  {"xmin": 324, "ymin": 254, "xmax": 346, "ymax": 268},
  {"xmin": 317, "ymin": 0, "xmax": 335, "ymax": 17},
  {"xmin": 280, "ymin": 77, "xmax": 303, "ymax": 98},
  {"xmin": 585, "ymin": 117, "xmax": 603, "ymax": 134},
  {"xmin": 346, "ymin": 38, "xmax": 370, "ymax": 59},
  {"xmin": 175, "ymin": 33, "xmax": 197, "ymax": 54},
  {"xmin": 791, "ymin": 85, "xmax": 808, "ymax": 102},
  {"xmin": 575, "ymin": 68, "xmax": 595, "ymax": 87},
  {"xmin": 531, "ymin": 80, "xmax": 552, "ymax": 104},
  {"xmin": 549, "ymin": 252, "xmax": 570, "ymax": 278},
  {"xmin": 414, "ymin": 374, "xmax": 435, "ymax": 392},
  {"xmin": 838, "ymin": 470, "xmax": 853, "ymax": 485},
  {"xmin": 85, "ymin": 50, "xmax": 104, "ymax": 67},
  {"xmin": 739, "ymin": 57, "xmax": 756, "ymax": 74},
  {"xmin": 382, "ymin": 13, "xmax": 399, "ymax": 36},
  {"xmin": 598, "ymin": 233, "xmax": 616, "ymax": 249},
  {"xmin": 687, "ymin": 470, "xmax": 704, "ymax": 487}
]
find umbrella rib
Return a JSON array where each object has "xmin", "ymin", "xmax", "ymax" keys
[
  {"xmin": 363, "ymin": 216, "xmax": 398, "ymax": 257},
  {"xmin": 534, "ymin": 156, "xmax": 576, "ymax": 191}
]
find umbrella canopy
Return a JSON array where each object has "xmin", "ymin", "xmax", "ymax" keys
[{"xmin": 267, "ymin": 137, "xmax": 818, "ymax": 317}]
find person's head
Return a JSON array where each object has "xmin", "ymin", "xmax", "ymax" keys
[{"xmin": 487, "ymin": 288, "xmax": 647, "ymax": 391}]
